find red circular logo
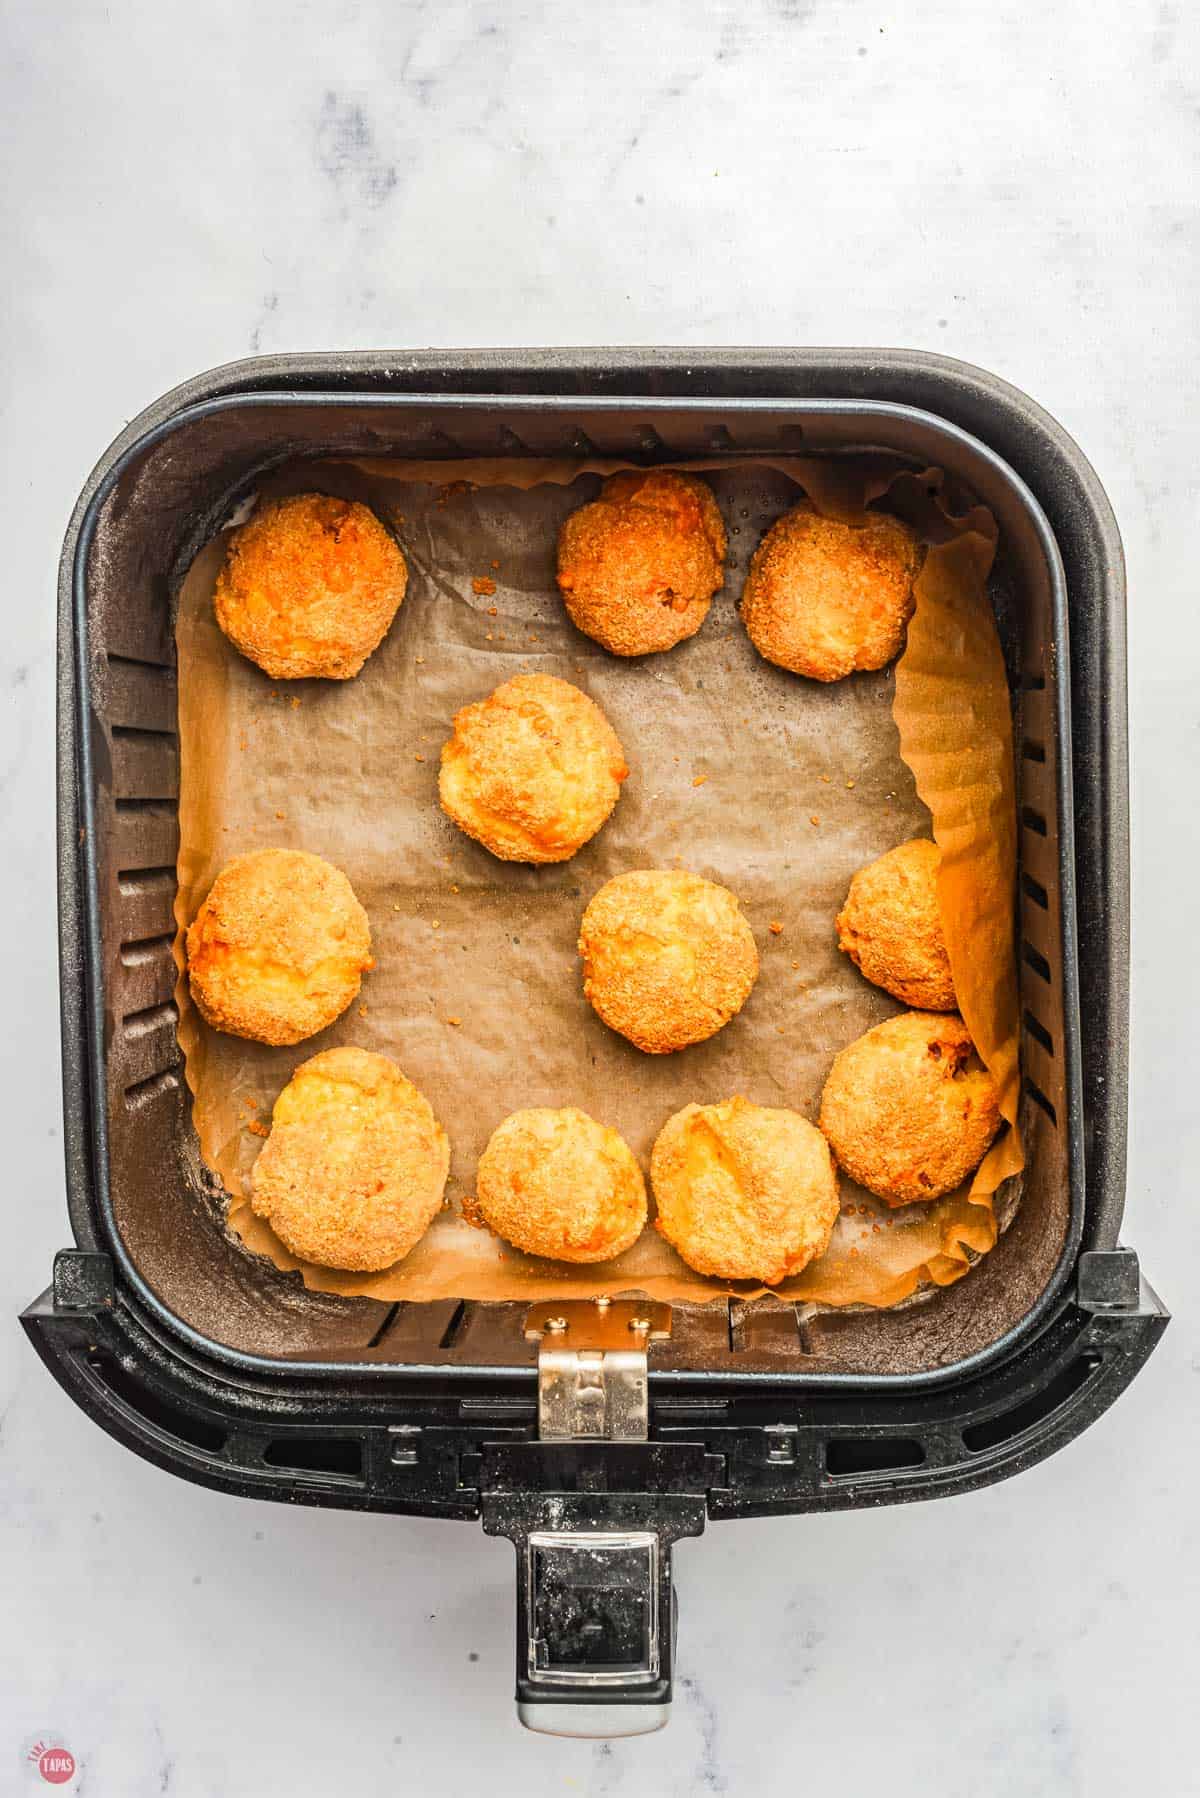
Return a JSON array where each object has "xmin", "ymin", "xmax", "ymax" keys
[{"xmin": 37, "ymin": 1747, "xmax": 76, "ymax": 1785}]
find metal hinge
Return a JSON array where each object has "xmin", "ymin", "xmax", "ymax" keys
[{"xmin": 524, "ymin": 1300, "xmax": 671, "ymax": 1442}]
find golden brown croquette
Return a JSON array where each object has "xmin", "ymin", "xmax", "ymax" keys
[
  {"xmin": 439, "ymin": 673, "xmax": 628, "ymax": 863},
  {"xmin": 250, "ymin": 1047, "xmax": 449, "ymax": 1270},
  {"xmin": 214, "ymin": 493, "xmax": 407, "ymax": 680},
  {"xmin": 819, "ymin": 1011, "xmax": 1001, "ymax": 1206},
  {"xmin": 651, "ymin": 1097, "xmax": 840, "ymax": 1284},
  {"xmin": 740, "ymin": 502, "xmax": 922, "ymax": 681},
  {"xmin": 186, "ymin": 848, "xmax": 372, "ymax": 1046},
  {"xmin": 837, "ymin": 838, "xmax": 956, "ymax": 1010},
  {"xmin": 578, "ymin": 870, "xmax": 759, "ymax": 1054},
  {"xmin": 476, "ymin": 1107, "xmax": 647, "ymax": 1262},
  {"xmin": 556, "ymin": 470, "xmax": 726, "ymax": 656}
]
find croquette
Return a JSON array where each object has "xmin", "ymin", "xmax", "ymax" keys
[
  {"xmin": 578, "ymin": 869, "xmax": 759, "ymax": 1054},
  {"xmin": 439, "ymin": 673, "xmax": 628, "ymax": 863},
  {"xmin": 819, "ymin": 1011, "xmax": 1001, "ymax": 1206},
  {"xmin": 476, "ymin": 1107, "xmax": 647, "ymax": 1263},
  {"xmin": 652, "ymin": 1097, "xmax": 840, "ymax": 1284},
  {"xmin": 556, "ymin": 470, "xmax": 727, "ymax": 656},
  {"xmin": 214, "ymin": 493, "xmax": 408, "ymax": 680},
  {"xmin": 740, "ymin": 502, "xmax": 922, "ymax": 681},
  {"xmin": 187, "ymin": 848, "xmax": 372, "ymax": 1046},
  {"xmin": 250, "ymin": 1047, "xmax": 449, "ymax": 1271},
  {"xmin": 837, "ymin": 838, "xmax": 956, "ymax": 1010}
]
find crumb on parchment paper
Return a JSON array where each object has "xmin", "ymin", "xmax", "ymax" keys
[
  {"xmin": 769, "ymin": 920, "xmax": 783, "ymax": 935},
  {"xmin": 472, "ymin": 576, "xmax": 497, "ymax": 596}
]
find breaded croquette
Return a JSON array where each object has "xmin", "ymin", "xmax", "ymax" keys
[
  {"xmin": 740, "ymin": 502, "xmax": 922, "ymax": 681},
  {"xmin": 837, "ymin": 838, "xmax": 956, "ymax": 1010},
  {"xmin": 556, "ymin": 470, "xmax": 726, "ymax": 656},
  {"xmin": 187, "ymin": 848, "xmax": 372, "ymax": 1046},
  {"xmin": 439, "ymin": 673, "xmax": 628, "ymax": 863},
  {"xmin": 250, "ymin": 1047, "xmax": 448, "ymax": 1270},
  {"xmin": 651, "ymin": 1097, "xmax": 839, "ymax": 1283},
  {"xmin": 476, "ymin": 1107, "xmax": 647, "ymax": 1262},
  {"xmin": 578, "ymin": 869, "xmax": 759, "ymax": 1053},
  {"xmin": 819, "ymin": 1011, "xmax": 1001, "ymax": 1206},
  {"xmin": 214, "ymin": 493, "xmax": 407, "ymax": 680}
]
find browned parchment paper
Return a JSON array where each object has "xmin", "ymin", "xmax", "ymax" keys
[{"xmin": 173, "ymin": 453, "xmax": 1021, "ymax": 1309}]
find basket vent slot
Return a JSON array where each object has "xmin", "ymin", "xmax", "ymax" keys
[
  {"xmin": 120, "ymin": 931, "xmax": 177, "ymax": 967},
  {"xmin": 108, "ymin": 648, "xmax": 174, "ymax": 672},
  {"xmin": 1023, "ymin": 1010, "xmax": 1054, "ymax": 1055},
  {"xmin": 1022, "ymin": 942, "xmax": 1052, "ymax": 983},
  {"xmin": 123, "ymin": 999, "xmax": 179, "ymax": 1039},
  {"xmin": 962, "ymin": 1355, "xmax": 1099, "ymax": 1454},
  {"xmin": 439, "ymin": 1300, "xmax": 468, "ymax": 1350},
  {"xmin": 365, "ymin": 1303, "xmax": 402, "ymax": 1349},
  {"xmin": 124, "ymin": 1068, "xmax": 181, "ymax": 1108},
  {"xmin": 1024, "ymin": 1078, "xmax": 1058, "ymax": 1125},
  {"xmin": 825, "ymin": 1437, "xmax": 924, "ymax": 1478},
  {"xmin": 114, "ymin": 796, "xmax": 176, "ymax": 819},
  {"xmin": 1021, "ymin": 738, "xmax": 1047, "ymax": 763},
  {"xmin": 1020, "ymin": 806, "xmax": 1048, "ymax": 837},
  {"xmin": 111, "ymin": 723, "xmax": 178, "ymax": 745},
  {"xmin": 118, "ymin": 866, "xmax": 176, "ymax": 892},
  {"xmin": 262, "ymin": 1438, "xmax": 364, "ymax": 1481},
  {"xmin": 1021, "ymin": 872, "xmax": 1049, "ymax": 909},
  {"xmin": 85, "ymin": 1350, "xmax": 226, "ymax": 1453}
]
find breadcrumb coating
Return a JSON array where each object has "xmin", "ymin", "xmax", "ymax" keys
[
  {"xmin": 476, "ymin": 1107, "xmax": 647, "ymax": 1262},
  {"xmin": 578, "ymin": 869, "xmax": 759, "ymax": 1054},
  {"xmin": 556, "ymin": 470, "xmax": 727, "ymax": 656},
  {"xmin": 837, "ymin": 837, "xmax": 956, "ymax": 1010},
  {"xmin": 439, "ymin": 673, "xmax": 628, "ymax": 863},
  {"xmin": 740, "ymin": 502, "xmax": 922, "ymax": 681},
  {"xmin": 214, "ymin": 493, "xmax": 407, "ymax": 680},
  {"xmin": 819, "ymin": 1011, "xmax": 1001, "ymax": 1206},
  {"xmin": 651, "ymin": 1097, "xmax": 839, "ymax": 1283},
  {"xmin": 251, "ymin": 1047, "xmax": 449, "ymax": 1270},
  {"xmin": 187, "ymin": 848, "xmax": 372, "ymax": 1046}
]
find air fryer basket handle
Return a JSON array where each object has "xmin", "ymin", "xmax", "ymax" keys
[{"xmin": 482, "ymin": 1490, "xmax": 705, "ymax": 1737}]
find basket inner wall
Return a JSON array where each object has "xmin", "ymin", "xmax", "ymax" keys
[{"xmin": 83, "ymin": 396, "xmax": 1074, "ymax": 1377}]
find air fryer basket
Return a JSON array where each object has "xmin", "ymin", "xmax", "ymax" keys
[{"xmin": 26, "ymin": 351, "xmax": 1166, "ymax": 1735}]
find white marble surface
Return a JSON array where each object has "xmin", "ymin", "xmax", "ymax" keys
[{"xmin": 2, "ymin": 2, "xmax": 1197, "ymax": 1792}]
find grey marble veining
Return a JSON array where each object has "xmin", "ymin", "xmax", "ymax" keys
[{"xmin": 2, "ymin": 1, "xmax": 1197, "ymax": 1793}]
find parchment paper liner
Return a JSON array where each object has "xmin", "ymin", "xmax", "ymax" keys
[{"xmin": 173, "ymin": 452, "xmax": 1022, "ymax": 1310}]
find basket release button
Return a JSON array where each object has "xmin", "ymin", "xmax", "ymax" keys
[{"xmin": 527, "ymin": 1531, "xmax": 659, "ymax": 1684}]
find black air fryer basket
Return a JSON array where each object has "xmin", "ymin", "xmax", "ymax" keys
[{"xmin": 25, "ymin": 350, "xmax": 1166, "ymax": 1736}]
